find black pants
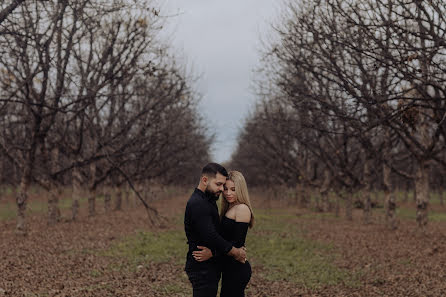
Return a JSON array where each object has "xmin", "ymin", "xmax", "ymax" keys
[
  {"xmin": 186, "ymin": 263, "xmax": 221, "ymax": 297},
  {"xmin": 220, "ymin": 259, "xmax": 251, "ymax": 297}
]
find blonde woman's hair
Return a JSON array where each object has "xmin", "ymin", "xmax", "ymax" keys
[{"xmin": 220, "ymin": 171, "xmax": 254, "ymax": 228}]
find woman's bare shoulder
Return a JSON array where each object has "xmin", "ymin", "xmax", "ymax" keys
[{"xmin": 234, "ymin": 204, "xmax": 251, "ymax": 223}]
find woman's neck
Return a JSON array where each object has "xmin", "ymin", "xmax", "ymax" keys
[{"xmin": 228, "ymin": 202, "xmax": 238, "ymax": 209}]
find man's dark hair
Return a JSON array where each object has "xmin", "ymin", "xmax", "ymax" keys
[{"xmin": 201, "ymin": 162, "xmax": 228, "ymax": 178}]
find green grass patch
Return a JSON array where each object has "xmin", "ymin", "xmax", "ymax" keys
[
  {"xmin": 397, "ymin": 258, "xmax": 413, "ymax": 267},
  {"xmin": 0, "ymin": 203, "xmax": 16, "ymax": 220},
  {"xmin": 89, "ymin": 269, "xmax": 104, "ymax": 278},
  {"xmin": 101, "ymin": 208, "xmax": 358, "ymax": 289},
  {"xmin": 248, "ymin": 210, "xmax": 358, "ymax": 289},
  {"xmin": 397, "ymin": 207, "xmax": 446, "ymax": 221},
  {"xmin": 103, "ymin": 229, "xmax": 187, "ymax": 267},
  {"xmin": 153, "ymin": 281, "xmax": 189, "ymax": 296},
  {"xmin": 98, "ymin": 229, "xmax": 191, "ymax": 295},
  {"xmin": 0, "ymin": 195, "xmax": 89, "ymax": 221},
  {"xmin": 299, "ymin": 212, "xmax": 338, "ymax": 220},
  {"xmin": 152, "ymin": 271, "xmax": 191, "ymax": 296},
  {"xmin": 375, "ymin": 206, "xmax": 446, "ymax": 222},
  {"xmin": 0, "ymin": 185, "xmax": 15, "ymax": 196},
  {"xmin": 395, "ymin": 207, "xmax": 416, "ymax": 220},
  {"xmin": 429, "ymin": 191, "xmax": 446, "ymax": 205},
  {"xmin": 429, "ymin": 211, "xmax": 446, "ymax": 222}
]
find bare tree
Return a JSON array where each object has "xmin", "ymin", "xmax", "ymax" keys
[
  {"xmin": 0, "ymin": 0, "xmax": 26, "ymax": 27},
  {"xmin": 232, "ymin": 0, "xmax": 445, "ymax": 229},
  {"xmin": 0, "ymin": 0, "xmax": 212, "ymax": 232},
  {"xmin": 0, "ymin": 0, "xmax": 91, "ymax": 233}
]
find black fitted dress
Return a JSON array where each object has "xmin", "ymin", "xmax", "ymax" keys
[{"xmin": 219, "ymin": 216, "xmax": 251, "ymax": 297}]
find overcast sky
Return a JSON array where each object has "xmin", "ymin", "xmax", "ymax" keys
[{"xmin": 161, "ymin": 0, "xmax": 280, "ymax": 163}]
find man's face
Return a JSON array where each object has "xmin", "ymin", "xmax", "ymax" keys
[{"xmin": 205, "ymin": 172, "xmax": 226, "ymax": 199}]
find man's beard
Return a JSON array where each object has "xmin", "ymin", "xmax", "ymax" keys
[{"xmin": 205, "ymin": 187, "xmax": 221, "ymax": 200}]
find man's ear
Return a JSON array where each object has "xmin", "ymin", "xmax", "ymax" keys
[{"xmin": 201, "ymin": 175, "xmax": 208, "ymax": 185}]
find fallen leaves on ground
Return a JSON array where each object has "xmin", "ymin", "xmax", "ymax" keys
[{"xmin": 1, "ymin": 197, "xmax": 446, "ymax": 296}]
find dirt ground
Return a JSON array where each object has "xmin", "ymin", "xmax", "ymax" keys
[
  {"xmin": 301, "ymin": 213, "xmax": 446, "ymax": 296},
  {"xmin": 1, "ymin": 194, "xmax": 446, "ymax": 297}
]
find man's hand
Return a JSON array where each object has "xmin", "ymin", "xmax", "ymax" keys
[
  {"xmin": 228, "ymin": 246, "xmax": 247, "ymax": 263},
  {"xmin": 192, "ymin": 246, "xmax": 213, "ymax": 262}
]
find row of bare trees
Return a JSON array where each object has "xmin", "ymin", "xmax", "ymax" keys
[
  {"xmin": 230, "ymin": 0, "xmax": 446, "ymax": 228},
  {"xmin": 0, "ymin": 0, "xmax": 210, "ymax": 234}
]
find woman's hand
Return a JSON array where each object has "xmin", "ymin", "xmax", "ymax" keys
[{"xmin": 192, "ymin": 246, "xmax": 213, "ymax": 262}]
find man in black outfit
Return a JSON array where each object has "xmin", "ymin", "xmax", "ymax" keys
[{"xmin": 184, "ymin": 163, "xmax": 247, "ymax": 297}]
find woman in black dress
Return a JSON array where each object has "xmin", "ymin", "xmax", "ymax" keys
[{"xmin": 193, "ymin": 170, "xmax": 254, "ymax": 297}]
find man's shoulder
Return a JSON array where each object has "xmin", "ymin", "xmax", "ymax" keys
[
  {"xmin": 186, "ymin": 191, "xmax": 207, "ymax": 208},
  {"xmin": 187, "ymin": 191, "xmax": 201, "ymax": 203}
]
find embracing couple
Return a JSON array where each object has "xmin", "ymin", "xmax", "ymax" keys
[{"xmin": 184, "ymin": 163, "xmax": 254, "ymax": 297}]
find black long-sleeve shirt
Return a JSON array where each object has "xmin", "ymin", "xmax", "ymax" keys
[{"xmin": 184, "ymin": 188, "xmax": 233, "ymax": 270}]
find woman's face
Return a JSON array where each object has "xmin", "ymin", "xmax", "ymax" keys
[{"xmin": 223, "ymin": 179, "xmax": 237, "ymax": 204}]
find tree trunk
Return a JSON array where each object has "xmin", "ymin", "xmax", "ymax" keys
[
  {"xmin": 403, "ymin": 180, "xmax": 411, "ymax": 203},
  {"xmin": 314, "ymin": 194, "xmax": 322, "ymax": 212},
  {"xmin": 16, "ymin": 145, "xmax": 36, "ymax": 234},
  {"xmin": 125, "ymin": 186, "xmax": 130, "ymax": 206},
  {"xmin": 383, "ymin": 164, "xmax": 397, "ymax": 230},
  {"xmin": 88, "ymin": 189, "xmax": 96, "ymax": 216},
  {"xmin": 362, "ymin": 190, "xmax": 372, "ymax": 224},
  {"xmin": 47, "ymin": 148, "xmax": 61, "ymax": 225},
  {"xmin": 326, "ymin": 192, "xmax": 333, "ymax": 212},
  {"xmin": 12, "ymin": 160, "xmax": 18, "ymax": 184},
  {"xmin": 321, "ymin": 192, "xmax": 330, "ymax": 212},
  {"xmin": 362, "ymin": 159, "xmax": 372, "ymax": 224},
  {"xmin": 71, "ymin": 165, "xmax": 82, "ymax": 221},
  {"xmin": 16, "ymin": 178, "xmax": 29, "ymax": 235},
  {"xmin": 334, "ymin": 193, "xmax": 340, "ymax": 217},
  {"xmin": 87, "ymin": 162, "xmax": 97, "ymax": 216},
  {"xmin": 345, "ymin": 194, "xmax": 353, "ymax": 221},
  {"xmin": 104, "ymin": 190, "xmax": 111, "ymax": 213},
  {"xmin": 48, "ymin": 189, "xmax": 61, "ymax": 225},
  {"xmin": 72, "ymin": 199, "xmax": 80, "ymax": 221},
  {"xmin": 415, "ymin": 160, "xmax": 430, "ymax": 228},
  {"xmin": 298, "ymin": 184, "xmax": 307, "ymax": 208},
  {"xmin": 320, "ymin": 167, "xmax": 331, "ymax": 212},
  {"xmin": 0, "ymin": 154, "xmax": 3, "ymax": 186},
  {"xmin": 130, "ymin": 185, "xmax": 137, "ymax": 208},
  {"xmin": 114, "ymin": 188, "xmax": 122, "ymax": 211}
]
